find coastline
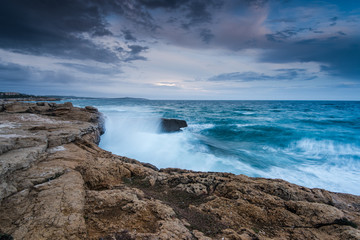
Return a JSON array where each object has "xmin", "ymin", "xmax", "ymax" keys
[{"xmin": 0, "ymin": 102, "xmax": 359, "ymax": 239}]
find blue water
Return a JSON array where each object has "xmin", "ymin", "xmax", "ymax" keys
[{"xmin": 63, "ymin": 99, "xmax": 360, "ymax": 195}]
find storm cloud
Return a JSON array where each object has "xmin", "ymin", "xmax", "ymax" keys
[
  {"xmin": 0, "ymin": 0, "xmax": 359, "ymax": 99},
  {"xmin": 0, "ymin": 0, "xmax": 152, "ymax": 63},
  {"xmin": 209, "ymin": 69, "xmax": 316, "ymax": 82}
]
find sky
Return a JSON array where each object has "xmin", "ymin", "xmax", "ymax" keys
[{"xmin": 0, "ymin": 0, "xmax": 359, "ymax": 100}]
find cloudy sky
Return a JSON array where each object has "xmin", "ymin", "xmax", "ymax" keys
[{"xmin": 0, "ymin": 0, "xmax": 359, "ymax": 100}]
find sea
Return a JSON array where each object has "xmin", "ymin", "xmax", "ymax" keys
[{"xmin": 60, "ymin": 99, "xmax": 360, "ymax": 195}]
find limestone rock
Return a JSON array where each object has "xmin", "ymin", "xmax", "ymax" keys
[{"xmin": 4, "ymin": 102, "xmax": 31, "ymax": 113}]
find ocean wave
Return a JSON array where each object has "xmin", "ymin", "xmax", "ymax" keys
[
  {"xmin": 187, "ymin": 123, "xmax": 215, "ymax": 132},
  {"xmin": 261, "ymin": 164, "xmax": 360, "ymax": 195},
  {"xmin": 235, "ymin": 123, "xmax": 257, "ymax": 128},
  {"xmin": 99, "ymin": 111, "xmax": 222, "ymax": 171},
  {"xmin": 288, "ymin": 138, "xmax": 360, "ymax": 158},
  {"xmin": 241, "ymin": 112, "xmax": 255, "ymax": 115},
  {"xmin": 98, "ymin": 105, "xmax": 156, "ymax": 115}
]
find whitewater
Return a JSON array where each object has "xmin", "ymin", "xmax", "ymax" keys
[{"xmin": 63, "ymin": 99, "xmax": 360, "ymax": 195}]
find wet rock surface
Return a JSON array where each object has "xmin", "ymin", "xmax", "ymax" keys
[{"xmin": 0, "ymin": 102, "xmax": 359, "ymax": 239}]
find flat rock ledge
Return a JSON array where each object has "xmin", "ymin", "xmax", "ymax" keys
[{"xmin": 0, "ymin": 102, "xmax": 359, "ymax": 240}]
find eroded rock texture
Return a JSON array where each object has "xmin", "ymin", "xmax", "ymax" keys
[{"xmin": 0, "ymin": 102, "xmax": 359, "ymax": 240}]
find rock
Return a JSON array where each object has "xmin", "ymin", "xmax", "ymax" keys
[
  {"xmin": 85, "ymin": 106, "xmax": 98, "ymax": 113},
  {"xmin": 36, "ymin": 102, "xmax": 46, "ymax": 106},
  {"xmin": 4, "ymin": 102, "xmax": 31, "ymax": 113},
  {"xmin": 63, "ymin": 102, "xmax": 73, "ymax": 108},
  {"xmin": 160, "ymin": 118, "xmax": 187, "ymax": 132},
  {"xmin": 0, "ymin": 102, "xmax": 360, "ymax": 240}
]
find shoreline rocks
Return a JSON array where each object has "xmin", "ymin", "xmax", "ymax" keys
[{"xmin": 0, "ymin": 102, "xmax": 359, "ymax": 240}]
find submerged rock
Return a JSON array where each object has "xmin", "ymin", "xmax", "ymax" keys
[
  {"xmin": 0, "ymin": 102, "xmax": 359, "ymax": 240},
  {"xmin": 160, "ymin": 118, "xmax": 188, "ymax": 132}
]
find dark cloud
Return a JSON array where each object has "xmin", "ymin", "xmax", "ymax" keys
[
  {"xmin": 0, "ymin": 0, "xmax": 266, "ymax": 63},
  {"xmin": 261, "ymin": 36, "xmax": 360, "ymax": 79},
  {"xmin": 124, "ymin": 45, "xmax": 149, "ymax": 62},
  {"xmin": 128, "ymin": 45, "xmax": 149, "ymax": 55},
  {"xmin": 266, "ymin": 29, "xmax": 298, "ymax": 42},
  {"xmin": 0, "ymin": 0, "xmax": 153, "ymax": 63},
  {"xmin": 138, "ymin": 0, "xmax": 223, "ymax": 29},
  {"xmin": 330, "ymin": 16, "xmax": 338, "ymax": 26},
  {"xmin": 0, "ymin": 0, "xmax": 119, "ymax": 62},
  {"xmin": 0, "ymin": 61, "xmax": 117, "ymax": 96},
  {"xmin": 208, "ymin": 68, "xmax": 316, "ymax": 82},
  {"xmin": 138, "ymin": 0, "xmax": 358, "ymax": 81},
  {"xmin": 182, "ymin": 1, "xmax": 216, "ymax": 28},
  {"xmin": 245, "ymin": 0, "xmax": 268, "ymax": 8},
  {"xmin": 266, "ymin": 28, "xmax": 313, "ymax": 42},
  {"xmin": 122, "ymin": 29, "xmax": 137, "ymax": 41},
  {"xmin": 200, "ymin": 29, "xmax": 214, "ymax": 44},
  {"xmin": 0, "ymin": 62, "xmax": 74, "ymax": 86},
  {"xmin": 0, "ymin": 62, "xmax": 32, "ymax": 83},
  {"xmin": 104, "ymin": 0, "xmax": 157, "ymax": 30},
  {"xmin": 138, "ymin": 0, "xmax": 188, "ymax": 9}
]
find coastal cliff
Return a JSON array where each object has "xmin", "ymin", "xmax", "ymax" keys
[{"xmin": 0, "ymin": 102, "xmax": 359, "ymax": 240}]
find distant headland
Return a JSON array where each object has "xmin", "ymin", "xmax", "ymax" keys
[
  {"xmin": 0, "ymin": 92, "xmax": 61, "ymax": 101},
  {"xmin": 0, "ymin": 92, "xmax": 149, "ymax": 102}
]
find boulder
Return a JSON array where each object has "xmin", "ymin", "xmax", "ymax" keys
[
  {"xmin": 4, "ymin": 102, "xmax": 31, "ymax": 113},
  {"xmin": 63, "ymin": 102, "xmax": 73, "ymax": 108},
  {"xmin": 160, "ymin": 118, "xmax": 188, "ymax": 132}
]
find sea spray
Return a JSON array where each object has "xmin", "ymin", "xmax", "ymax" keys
[{"xmin": 99, "ymin": 108, "xmax": 221, "ymax": 171}]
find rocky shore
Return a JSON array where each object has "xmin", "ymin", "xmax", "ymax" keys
[{"xmin": 0, "ymin": 102, "xmax": 359, "ymax": 240}]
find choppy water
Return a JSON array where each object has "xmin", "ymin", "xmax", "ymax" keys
[{"xmin": 64, "ymin": 99, "xmax": 360, "ymax": 195}]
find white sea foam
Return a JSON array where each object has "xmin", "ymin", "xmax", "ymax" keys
[
  {"xmin": 235, "ymin": 123, "xmax": 256, "ymax": 128},
  {"xmin": 256, "ymin": 138, "xmax": 360, "ymax": 194},
  {"xmin": 258, "ymin": 162, "xmax": 360, "ymax": 195},
  {"xmin": 187, "ymin": 123, "xmax": 215, "ymax": 132},
  {"xmin": 242, "ymin": 112, "xmax": 255, "ymax": 115},
  {"xmin": 287, "ymin": 138, "xmax": 360, "ymax": 159},
  {"xmin": 99, "ymin": 105, "xmax": 157, "ymax": 116},
  {"xmin": 99, "ymin": 110, "xmax": 222, "ymax": 171},
  {"xmin": 214, "ymin": 154, "xmax": 360, "ymax": 195}
]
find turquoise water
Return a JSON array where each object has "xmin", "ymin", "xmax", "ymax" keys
[{"xmin": 65, "ymin": 99, "xmax": 360, "ymax": 195}]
